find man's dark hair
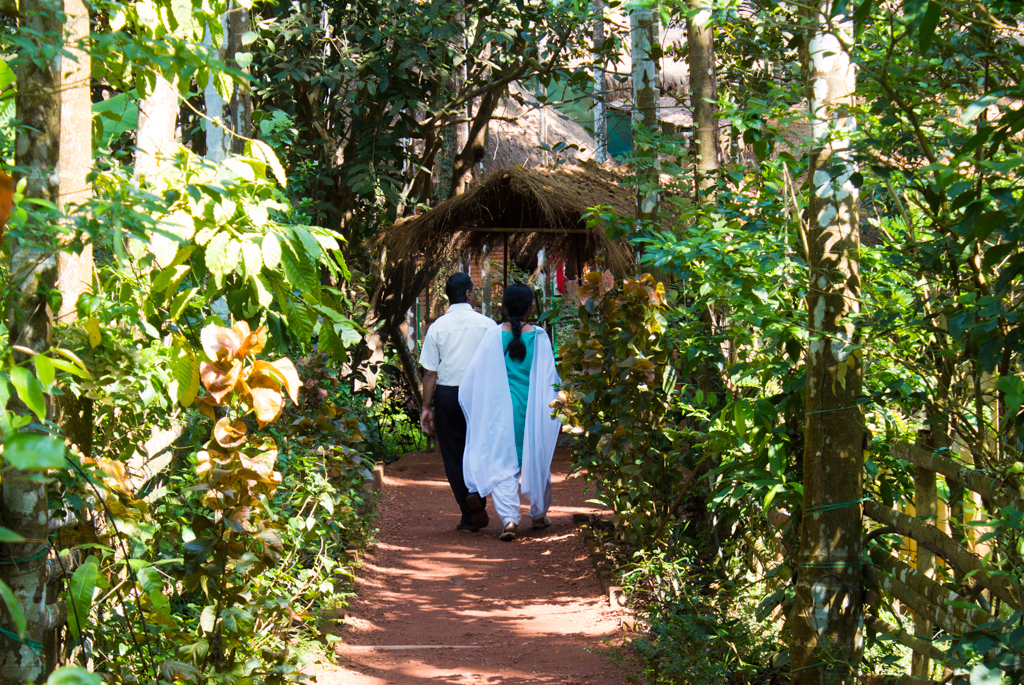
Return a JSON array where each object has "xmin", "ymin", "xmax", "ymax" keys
[{"xmin": 446, "ymin": 272, "xmax": 474, "ymax": 304}]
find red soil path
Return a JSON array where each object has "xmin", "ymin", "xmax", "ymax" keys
[{"xmin": 307, "ymin": 447, "xmax": 627, "ymax": 684}]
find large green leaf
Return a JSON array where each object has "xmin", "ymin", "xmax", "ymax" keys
[
  {"xmin": 92, "ymin": 91, "xmax": 139, "ymax": 150},
  {"xmin": 172, "ymin": 349, "xmax": 200, "ymax": 407},
  {"xmin": 66, "ymin": 556, "xmax": 99, "ymax": 642},
  {"xmin": 10, "ymin": 366, "xmax": 46, "ymax": 421},
  {"xmin": 247, "ymin": 139, "xmax": 287, "ymax": 186},
  {"xmin": 47, "ymin": 666, "xmax": 102, "ymax": 685},
  {"xmin": 0, "ymin": 578, "xmax": 26, "ymax": 637},
  {"xmin": 3, "ymin": 433, "xmax": 65, "ymax": 469},
  {"xmin": 287, "ymin": 299, "xmax": 315, "ymax": 344},
  {"xmin": 0, "ymin": 60, "xmax": 14, "ymax": 127},
  {"xmin": 205, "ymin": 233, "xmax": 241, "ymax": 287},
  {"xmin": 280, "ymin": 242, "xmax": 318, "ymax": 295},
  {"xmin": 287, "ymin": 225, "xmax": 322, "ymax": 263},
  {"xmin": 262, "ymin": 233, "xmax": 282, "ymax": 269}
]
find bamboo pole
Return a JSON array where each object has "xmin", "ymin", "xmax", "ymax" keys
[
  {"xmin": 892, "ymin": 440, "xmax": 1023, "ymax": 512},
  {"xmin": 867, "ymin": 547, "xmax": 991, "ymax": 629},
  {"xmin": 864, "ymin": 565, "xmax": 976, "ymax": 636},
  {"xmin": 864, "ymin": 614, "xmax": 945, "ymax": 662},
  {"xmin": 863, "ymin": 500, "xmax": 1021, "ymax": 609}
]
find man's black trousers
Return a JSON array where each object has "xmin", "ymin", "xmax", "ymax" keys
[{"xmin": 433, "ymin": 384, "xmax": 472, "ymax": 524}]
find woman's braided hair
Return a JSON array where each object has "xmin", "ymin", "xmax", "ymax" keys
[{"xmin": 503, "ymin": 283, "xmax": 534, "ymax": 362}]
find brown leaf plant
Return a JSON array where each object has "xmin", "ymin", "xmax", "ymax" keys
[{"xmin": 181, "ymin": 321, "xmax": 306, "ymax": 679}]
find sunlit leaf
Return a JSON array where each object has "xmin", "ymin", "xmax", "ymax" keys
[
  {"xmin": 201, "ymin": 323, "xmax": 244, "ymax": 363},
  {"xmin": 248, "ymin": 139, "xmax": 287, "ymax": 186},
  {"xmin": 262, "ymin": 233, "xmax": 282, "ymax": 269},
  {"xmin": 237, "ymin": 324, "xmax": 267, "ymax": 358},
  {"xmin": 213, "ymin": 417, "xmax": 248, "ymax": 448},
  {"xmin": 66, "ymin": 556, "xmax": 98, "ymax": 642},
  {"xmin": 83, "ymin": 317, "xmax": 102, "ymax": 348},
  {"xmin": 0, "ymin": 578, "xmax": 26, "ymax": 637},
  {"xmin": 266, "ymin": 358, "xmax": 300, "ymax": 405},
  {"xmin": 200, "ymin": 360, "xmax": 242, "ymax": 402},
  {"xmin": 2, "ymin": 433, "xmax": 64, "ymax": 469},
  {"xmin": 34, "ymin": 355, "xmax": 54, "ymax": 392},
  {"xmin": 9, "ymin": 367, "xmax": 46, "ymax": 421}
]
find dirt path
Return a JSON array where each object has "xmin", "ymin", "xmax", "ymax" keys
[{"xmin": 307, "ymin": 447, "xmax": 627, "ymax": 684}]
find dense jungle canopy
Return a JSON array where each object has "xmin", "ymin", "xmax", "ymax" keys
[{"xmin": 2, "ymin": 0, "xmax": 1024, "ymax": 683}]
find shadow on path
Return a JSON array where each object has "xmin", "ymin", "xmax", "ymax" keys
[{"xmin": 307, "ymin": 447, "xmax": 626, "ymax": 684}]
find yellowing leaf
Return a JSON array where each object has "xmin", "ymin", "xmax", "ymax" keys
[
  {"xmin": 248, "ymin": 139, "xmax": 287, "ymax": 187},
  {"xmin": 268, "ymin": 358, "xmax": 300, "ymax": 405},
  {"xmin": 213, "ymin": 417, "xmax": 248, "ymax": 449},
  {"xmin": 246, "ymin": 364, "xmax": 284, "ymax": 428},
  {"xmin": 200, "ymin": 360, "xmax": 241, "ymax": 402},
  {"xmin": 84, "ymin": 317, "xmax": 102, "ymax": 348},
  {"xmin": 201, "ymin": 323, "xmax": 244, "ymax": 363},
  {"xmin": 237, "ymin": 325, "xmax": 267, "ymax": 358},
  {"xmin": 173, "ymin": 350, "xmax": 201, "ymax": 407}
]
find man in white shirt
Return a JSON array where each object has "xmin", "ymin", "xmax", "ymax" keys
[{"xmin": 419, "ymin": 272, "xmax": 497, "ymax": 532}]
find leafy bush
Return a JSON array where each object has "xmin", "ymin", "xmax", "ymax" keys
[
  {"xmin": 621, "ymin": 550, "xmax": 785, "ymax": 685},
  {"xmin": 553, "ymin": 273, "xmax": 709, "ymax": 549}
]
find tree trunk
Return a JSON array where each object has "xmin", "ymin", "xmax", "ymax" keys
[
  {"xmin": 3, "ymin": 0, "xmax": 62, "ymax": 679},
  {"xmin": 449, "ymin": 86, "xmax": 501, "ymax": 198},
  {"xmin": 911, "ymin": 461, "xmax": 937, "ymax": 679},
  {"xmin": 136, "ymin": 75, "xmax": 179, "ymax": 177},
  {"xmin": 686, "ymin": 0, "xmax": 719, "ymax": 196},
  {"xmin": 225, "ymin": 3, "xmax": 252, "ymax": 154},
  {"xmin": 203, "ymin": 4, "xmax": 252, "ymax": 163},
  {"xmin": 203, "ymin": 20, "xmax": 229, "ymax": 162},
  {"xmin": 788, "ymin": 6, "xmax": 864, "ymax": 684},
  {"xmin": 592, "ymin": 0, "xmax": 608, "ymax": 163},
  {"xmin": 630, "ymin": 5, "xmax": 658, "ymax": 220}
]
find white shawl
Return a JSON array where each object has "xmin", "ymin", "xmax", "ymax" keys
[{"xmin": 459, "ymin": 325, "xmax": 561, "ymax": 505}]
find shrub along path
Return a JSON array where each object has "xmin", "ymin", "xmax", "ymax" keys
[{"xmin": 307, "ymin": 446, "xmax": 627, "ymax": 684}]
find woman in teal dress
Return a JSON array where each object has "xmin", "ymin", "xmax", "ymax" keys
[{"xmin": 459, "ymin": 284, "xmax": 562, "ymax": 542}]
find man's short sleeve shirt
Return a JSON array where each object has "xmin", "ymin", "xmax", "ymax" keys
[{"xmin": 419, "ymin": 303, "xmax": 496, "ymax": 386}]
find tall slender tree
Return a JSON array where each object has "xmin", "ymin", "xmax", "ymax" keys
[
  {"xmin": 630, "ymin": 4, "xmax": 659, "ymax": 220},
  {"xmin": 685, "ymin": 0, "xmax": 718, "ymax": 195},
  {"xmin": 789, "ymin": 3, "xmax": 865, "ymax": 683},
  {"xmin": 592, "ymin": 0, "xmax": 609, "ymax": 163},
  {"xmin": 2, "ymin": 0, "xmax": 62, "ymax": 679}
]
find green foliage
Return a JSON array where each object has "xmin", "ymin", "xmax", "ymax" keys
[
  {"xmin": 251, "ymin": 0, "xmax": 609, "ymax": 235},
  {"xmin": 554, "ymin": 273, "xmax": 708, "ymax": 549},
  {"xmin": 620, "ymin": 550, "xmax": 784, "ymax": 685}
]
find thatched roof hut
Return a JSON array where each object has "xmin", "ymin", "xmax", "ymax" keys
[
  {"xmin": 368, "ymin": 162, "xmax": 636, "ymax": 403},
  {"xmin": 377, "ymin": 161, "xmax": 635, "ymax": 278},
  {"xmin": 484, "ymin": 84, "xmax": 596, "ymax": 174}
]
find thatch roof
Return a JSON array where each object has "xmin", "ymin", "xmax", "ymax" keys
[
  {"xmin": 377, "ymin": 162, "xmax": 635, "ymax": 277},
  {"xmin": 485, "ymin": 84, "xmax": 596, "ymax": 173}
]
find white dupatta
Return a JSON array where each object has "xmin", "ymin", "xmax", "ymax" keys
[{"xmin": 458, "ymin": 325, "xmax": 561, "ymax": 505}]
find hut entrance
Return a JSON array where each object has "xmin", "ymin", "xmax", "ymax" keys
[{"xmin": 371, "ymin": 162, "xmax": 637, "ymax": 404}]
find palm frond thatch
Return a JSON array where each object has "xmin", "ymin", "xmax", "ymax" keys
[{"xmin": 377, "ymin": 161, "xmax": 636, "ymax": 278}]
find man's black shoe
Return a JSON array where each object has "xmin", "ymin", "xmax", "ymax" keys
[
  {"xmin": 456, "ymin": 521, "xmax": 480, "ymax": 532},
  {"xmin": 465, "ymin": 493, "xmax": 489, "ymax": 529}
]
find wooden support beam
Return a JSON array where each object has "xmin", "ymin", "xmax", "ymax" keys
[
  {"xmin": 892, "ymin": 440, "xmax": 1023, "ymax": 513},
  {"xmin": 863, "ymin": 500, "xmax": 1021, "ymax": 609}
]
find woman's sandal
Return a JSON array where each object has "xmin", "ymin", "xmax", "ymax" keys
[
  {"xmin": 499, "ymin": 522, "xmax": 518, "ymax": 542},
  {"xmin": 531, "ymin": 516, "xmax": 551, "ymax": 530}
]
